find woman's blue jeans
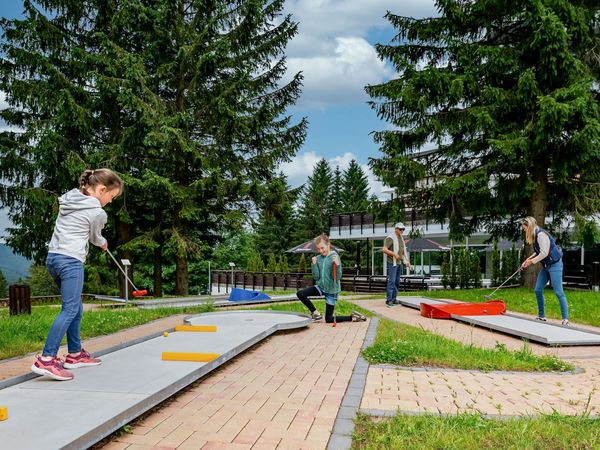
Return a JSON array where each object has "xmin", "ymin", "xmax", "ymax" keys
[
  {"xmin": 42, "ymin": 253, "xmax": 84, "ymax": 356},
  {"xmin": 534, "ymin": 259, "xmax": 569, "ymax": 320}
]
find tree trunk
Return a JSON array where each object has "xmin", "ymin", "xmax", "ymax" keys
[
  {"xmin": 154, "ymin": 244, "xmax": 163, "ymax": 297},
  {"xmin": 173, "ymin": 0, "xmax": 189, "ymax": 296},
  {"xmin": 153, "ymin": 210, "xmax": 163, "ymax": 297},
  {"xmin": 175, "ymin": 251, "xmax": 188, "ymax": 295},
  {"xmin": 523, "ymin": 163, "xmax": 548, "ymax": 288}
]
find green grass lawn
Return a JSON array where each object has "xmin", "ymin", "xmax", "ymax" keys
[
  {"xmin": 401, "ymin": 287, "xmax": 600, "ymax": 327},
  {"xmin": 0, "ymin": 304, "xmax": 214, "ymax": 360},
  {"xmin": 361, "ymin": 317, "xmax": 571, "ymax": 372},
  {"xmin": 352, "ymin": 413, "xmax": 600, "ymax": 450},
  {"xmin": 254, "ymin": 299, "xmax": 569, "ymax": 372}
]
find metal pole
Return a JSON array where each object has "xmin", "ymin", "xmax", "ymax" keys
[
  {"xmin": 208, "ymin": 261, "xmax": 212, "ymax": 295},
  {"xmin": 124, "ymin": 265, "xmax": 129, "ymax": 302}
]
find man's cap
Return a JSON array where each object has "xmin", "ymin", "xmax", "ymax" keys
[{"xmin": 394, "ymin": 222, "xmax": 405, "ymax": 229}]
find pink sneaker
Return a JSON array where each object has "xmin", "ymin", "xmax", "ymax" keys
[
  {"xmin": 31, "ymin": 355, "xmax": 74, "ymax": 381},
  {"xmin": 63, "ymin": 348, "xmax": 102, "ymax": 369}
]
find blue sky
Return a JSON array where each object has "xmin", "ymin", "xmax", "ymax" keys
[{"xmin": 0, "ymin": 0, "xmax": 438, "ymax": 236}]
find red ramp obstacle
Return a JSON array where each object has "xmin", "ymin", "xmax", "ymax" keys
[{"xmin": 420, "ymin": 300, "xmax": 506, "ymax": 319}]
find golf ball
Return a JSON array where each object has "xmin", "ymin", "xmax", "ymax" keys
[{"xmin": 163, "ymin": 331, "xmax": 169, "ymax": 337}]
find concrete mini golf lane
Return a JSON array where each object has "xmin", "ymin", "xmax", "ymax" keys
[
  {"xmin": 0, "ymin": 311, "xmax": 310, "ymax": 450},
  {"xmin": 395, "ymin": 296, "xmax": 600, "ymax": 346}
]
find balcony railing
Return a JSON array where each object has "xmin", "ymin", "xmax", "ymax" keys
[{"xmin": 329, "ymin": 204, "xmax": 446, "ymax": 236}]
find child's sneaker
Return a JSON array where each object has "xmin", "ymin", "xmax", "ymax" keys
[
  {"xmin": 63, "ymin": 348, "xmax": 102, "ymax": 369},
  {"xmin": 535, "ymin": 316, "xmax": 547, "ymax": 322},
  {"xmin": 562, "ymin": 319, "xmax": 570, "ymax": 327},
  {"xmin": 311, "ymin": 310, "xmax": 323, "ymax": 321},
  {"xmin": 351, "ymin": 311, "xmax": 367, "ymax": 322},
  {"xmin": 31, "ymin": 355, "xmax": 74, "ymax": 381},
  {"xmin": 385, "ymin": 300, "xmax": 394, "ymax": 308}
]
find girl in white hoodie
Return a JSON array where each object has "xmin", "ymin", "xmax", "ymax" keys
[{"xmin": 31, "ymin": 168, "xmax": 122, "ymax": 380}]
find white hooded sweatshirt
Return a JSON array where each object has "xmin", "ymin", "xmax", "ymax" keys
[{"xmin": 48, "ymin": 188, "xmax": 107, "ymax": 263}]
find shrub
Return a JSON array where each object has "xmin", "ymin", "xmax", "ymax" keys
[
  {"xmin": 458, "ymin": 248, "xmax": 471, "ymax": 289},
  {"xmin": 278, "ymin": 255, "xmax": 289, "ymax": 273},
  {"xmin": 27, "ymin": 265, "xmax": 60, "ymax": 296},
  {"xmin": 491, "ymin": 241, "xmax": 500, "ymax": 286},
  {"xmin": 266, "ymin": 254, "xmax": 278, "ymax": 272},
  {"xmin": 0, "ymin": 270, "xmax": 7, "ymax": 297},
  {"xmin": 298, "ymin": 253, "xmax": 307, "ymax": 272},
  {"xmin": 471, "ymin": 251, "xmax": 482, "ymax": 288},
  {"xmin": 449, "ymin": 248, "xmax": 458, "ymax": 289},
  {"xmin": 441, "ymin": 253, "xmax": 450, "ymax": 289}
]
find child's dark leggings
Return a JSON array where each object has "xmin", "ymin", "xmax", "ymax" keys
[{"xmin": 296, "ymin": 285, "xmax": 352, "ymax": 323}]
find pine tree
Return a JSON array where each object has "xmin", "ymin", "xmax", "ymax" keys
[
  {"xmin": 254, "ymin": 173, "xmax": 300, "ymax": 259},
  {"xmin": 368, "ymin": 1, "xmax": 600, "ymax": 287},
  {"xmin": 0, "ymin": 0, "xmax": 307, "ymax": 295},
  {"xmin": 341, "ymin": 160, "xmax": 370, "ymax": 213},
  {"xmin": 296, "ymin": 159, "xmax": 333, "ymax": 241},
  {"xmin": 331, "ymin": 166, "xmax": 343, "ymax": 213}
]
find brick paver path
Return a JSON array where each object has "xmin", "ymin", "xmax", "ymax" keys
[
  {"xmin": 352, "ymin": 298, "xmax": 600, "ymax": 417},
  {"xmin": 99, "ymin": 320, "xmax": 368, "ymax": 450}
]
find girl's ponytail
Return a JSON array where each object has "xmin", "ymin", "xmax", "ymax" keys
[{"xmin": 79, "ymin": 168, "xmax": 123, "ymax": 197}]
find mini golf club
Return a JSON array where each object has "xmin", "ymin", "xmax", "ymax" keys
[
  {"xmin": 106, "ymin": 248, "xmax": 148, "ymax": 297},
  {"xmin": 484, "ymin": 267, "xmax": 522, "ymax": 300}
]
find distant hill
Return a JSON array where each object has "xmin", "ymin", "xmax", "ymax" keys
[{"xmin": 0, "ymin": 244, "xmax": 32, "ymax": 283}]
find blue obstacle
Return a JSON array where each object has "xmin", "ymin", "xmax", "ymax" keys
[{"xmin": 228, "ymin": 288, "xmax": 271, "ymax": 302}]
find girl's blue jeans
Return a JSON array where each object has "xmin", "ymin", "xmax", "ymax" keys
[
  {"xmin": 534, "ymin": 259, "xmax": 569, "ymax": 320},
  {"xmin": 42, "ymin": 253, "xmax": 85, "ymax": 356}
]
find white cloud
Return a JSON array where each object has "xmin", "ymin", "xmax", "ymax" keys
[
  {"xmin": 282, "ymin": 0, "xmax": 438, "ymax": 109},
  {"xmin": 287, "ymin": 37, "xmax": 393, "ymax": 108},
  {"xmin": 279, "ymin": 150, "xmax": 322, "ymax": 187},
  {"xmin": 284, "ymin": 0, "xmax": 437, "ymax": 45},
  {"xmin": 279, "ymin": 150, "xmax": 389, "ymax": 199}
]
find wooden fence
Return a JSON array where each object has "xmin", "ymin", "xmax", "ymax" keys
[
  {"xmin": 211, "ymin": 271, "xmax": 427, "ymax": 294},
  {"xmin": 0, "ymin": 293, "xmax": 97, "ymax": 308}
]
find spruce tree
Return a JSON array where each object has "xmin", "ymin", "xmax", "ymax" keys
[
  {"xmin": 368, "ymin": 1, "xmax": 600, "ymax": 287},
  {"xmin": 296, "ymin": 158, "xmax": 333, "ymax": 241},
  {"xmin": 341, "ymin": 160, "xmax": 370, "ymax": 213},
  {"xmin": 254, "ymin": 173, "xmax": 300, "ymax": 259},
  {"xmin": 0, "ymin": 0, "xmax": 307, "ymax": 295},
  {"xmin": 331, "ymin": 166, "xmax": 343, "ymax": 213}
]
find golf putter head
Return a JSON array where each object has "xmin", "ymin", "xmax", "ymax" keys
[{"xmin": 484, "ymin": 294, "xmax": 492, "ymax": 300}]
